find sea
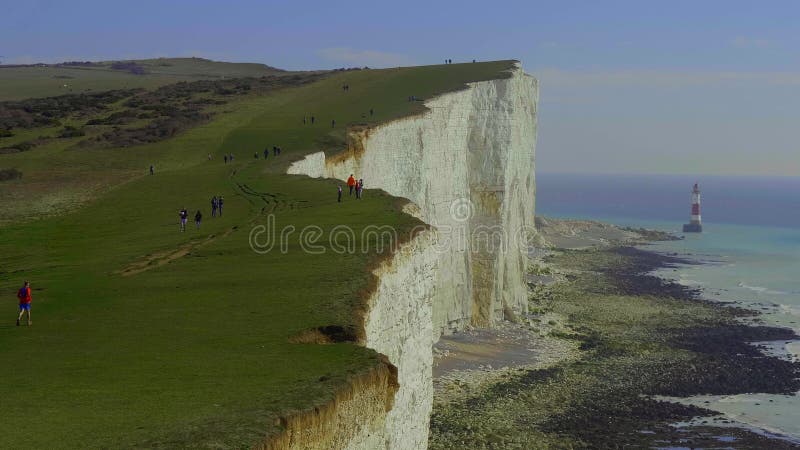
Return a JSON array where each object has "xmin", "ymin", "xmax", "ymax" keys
[{"xmin": 536, "ymin": 172, "xmax": 800, "ymax": 443}]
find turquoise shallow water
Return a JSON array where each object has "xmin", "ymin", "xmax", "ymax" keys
[
  {"xmin": 537, "ymin": 174, "xmax": 800, "ymax": 441},
  {"xmin": 646, "ymin": 223, "xmax": 800, "ymax": 442}
]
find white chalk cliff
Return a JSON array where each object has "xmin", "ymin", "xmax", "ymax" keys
[{"xmin": 287, "ymin": 62, "xmax": 538, "ymax": 449}]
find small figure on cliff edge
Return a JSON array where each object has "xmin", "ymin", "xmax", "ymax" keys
[
  {"xmin": 16, "ymin": 281, "xmax": 32, "ymax": 327},
  {"xmin": 356, "ymin": 179, "xmax": 364, "ymax": 199},
  {"xmin": 179, "ymin": 208, "xmax": 188, "ymax": 232}
]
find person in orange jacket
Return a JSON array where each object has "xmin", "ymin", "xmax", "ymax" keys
[
  {"xmin": 347, "ymin": 174, "xmax": 356, "ymax": 196},
  {"xmin": 16, "ymin": 281, "xmax": 32, "ymax": 326}
]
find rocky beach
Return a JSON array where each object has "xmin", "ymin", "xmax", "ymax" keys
[{"xmin": 428, "ymin": 218, "xmax": 800, "ymax": 449}]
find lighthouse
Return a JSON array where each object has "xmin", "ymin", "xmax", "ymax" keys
[{"xmin": 682, "ymin": 183, "xmax": 703, "ymax": 232}]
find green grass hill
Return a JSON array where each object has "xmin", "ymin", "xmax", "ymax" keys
[{"xmin": 0, "ymin": 59, "xmax": 514, "ymax": 448}]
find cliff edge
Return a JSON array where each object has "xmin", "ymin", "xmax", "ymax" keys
[{"xmin": 286, "ymin": 62, "xmax": 538, "ymax": 449}]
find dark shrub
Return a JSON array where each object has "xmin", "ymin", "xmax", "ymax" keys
[
  {"xmin": 0, "ymin": 140, "xmax": 36, "ymax": 154},
  {"xmin": 0, "ymin": 168, "xmax": 22, "ymax": 181},
  {"xmin": 58, "ymin": 125, "xmax": 85, "ymax": 138},
  {"xmin": 110, "ymin": 61, "xmax": 146, "ymax": 75},
  {"xmin": 0, "ymin": 89, "xmax": 139, "ymax": 131}
]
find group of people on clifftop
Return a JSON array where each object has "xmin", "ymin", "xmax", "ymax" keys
[
  {"xmin": 178, "ymin": 195, "xmax": 224, "ymax": 232},
  {"xmin": 222, "ymin": 146, "xmax": 283, "ymax": 164},
  {"xmin": 338, "ymin": 174, "xmax": 364, "ymax": 202}
]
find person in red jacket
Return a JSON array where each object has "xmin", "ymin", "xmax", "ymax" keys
[
  {"xmin": 347, "ymin": 174, "xmax": 356, "ymax": 196},
  {"xmin": 16, "ymin": 281, "xmax": 32, "ymax": 327}
]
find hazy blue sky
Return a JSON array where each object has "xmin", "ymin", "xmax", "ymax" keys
[{"xmin": 3, "ymin": 1, "xmax": 799, "ymax": 176}]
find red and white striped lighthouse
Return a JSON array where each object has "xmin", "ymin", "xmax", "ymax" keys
[{"xmin": 682, "ymin": 183, "xmax": 703, "ymax": 232}]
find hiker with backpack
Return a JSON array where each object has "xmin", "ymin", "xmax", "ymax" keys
[{"xmin": 16, "ymin": 281, "xmax": 32, "ymax": 326}]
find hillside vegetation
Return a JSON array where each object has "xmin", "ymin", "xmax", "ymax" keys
[
  {"xmin": 0, "ymin": 57, "xmax": 287, "ymax": 101},
  {"xmin": 0, "ymin": 59, "xmax": 514, "ymax": 448}
]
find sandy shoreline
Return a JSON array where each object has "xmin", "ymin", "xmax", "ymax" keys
[{"xmin": 429, "ymin": 217, "xmax": 800, "ymax": 449}]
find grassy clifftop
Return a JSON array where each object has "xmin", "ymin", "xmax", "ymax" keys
[{"xmin": 0, "ymin": 59, "xmax": 515, "ymax": 448}]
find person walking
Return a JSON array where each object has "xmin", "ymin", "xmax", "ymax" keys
[
  {"xmin": 218, "ymin": 196, "xmax": 224, "ymax": 217},
  {"xmin": 311, "ymin": 115, "xmax": 315, "ymax": 124},
  {"xmin": 347, "ymin": 174, "xmax": 356, "ymax": 196},
  {"xmin": 331, "ymin": 119, "xmax": 336, "ymax": 128},
  {"xmin": 195, "ymin": 210, "xmax": 202, "ymax": 230},
  {"xmin": 264, "ymin": 148, "xmax": 269, "ymax": 159},
  {"xmin": 179, "ymin": 208, "xmax": 188, "ymax": 232},
  {"xmin": 369, "ymin": 108, "xmax": 374, "ymax": 117},
  {"xmin": 211, "ymin": 196, "xmax": 218, "ymax": 217},
  {"xmin": 224, "ymin": 155, "xmax": 228, "ymax": 164},
  {"xmin": 16, "ymin": 281, "xmax": 32, "ymax": 326},
  {"xmin": 358, "ymin": 179, "xmax": 364, "ymax": 199},
  {"xmin": 208, "ymin": 153, "xmax": 212, "ymax": 160},
  {"xmin": 355, "ymin": 179, "xmax": 362, "ymax": 199},
  {"xmin": 337, "ymin": 185, "xmax": 342, "ymax": 203},
  {"xmin": 149, "ymin": 165, "xmax": 154, "ymax": 175}
]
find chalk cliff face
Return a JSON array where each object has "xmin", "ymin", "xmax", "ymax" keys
[{"xmin": 287, "ymin": 63, "xmax": 538, "ymax": 449}]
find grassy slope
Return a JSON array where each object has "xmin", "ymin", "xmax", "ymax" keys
[
  {"xmin": 0, "ymin": 60, "xmax": 514, "ymax": 448},
  {"xmin": 0, "ymin": 58, "xmax": 283, "ymax": 101}
]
